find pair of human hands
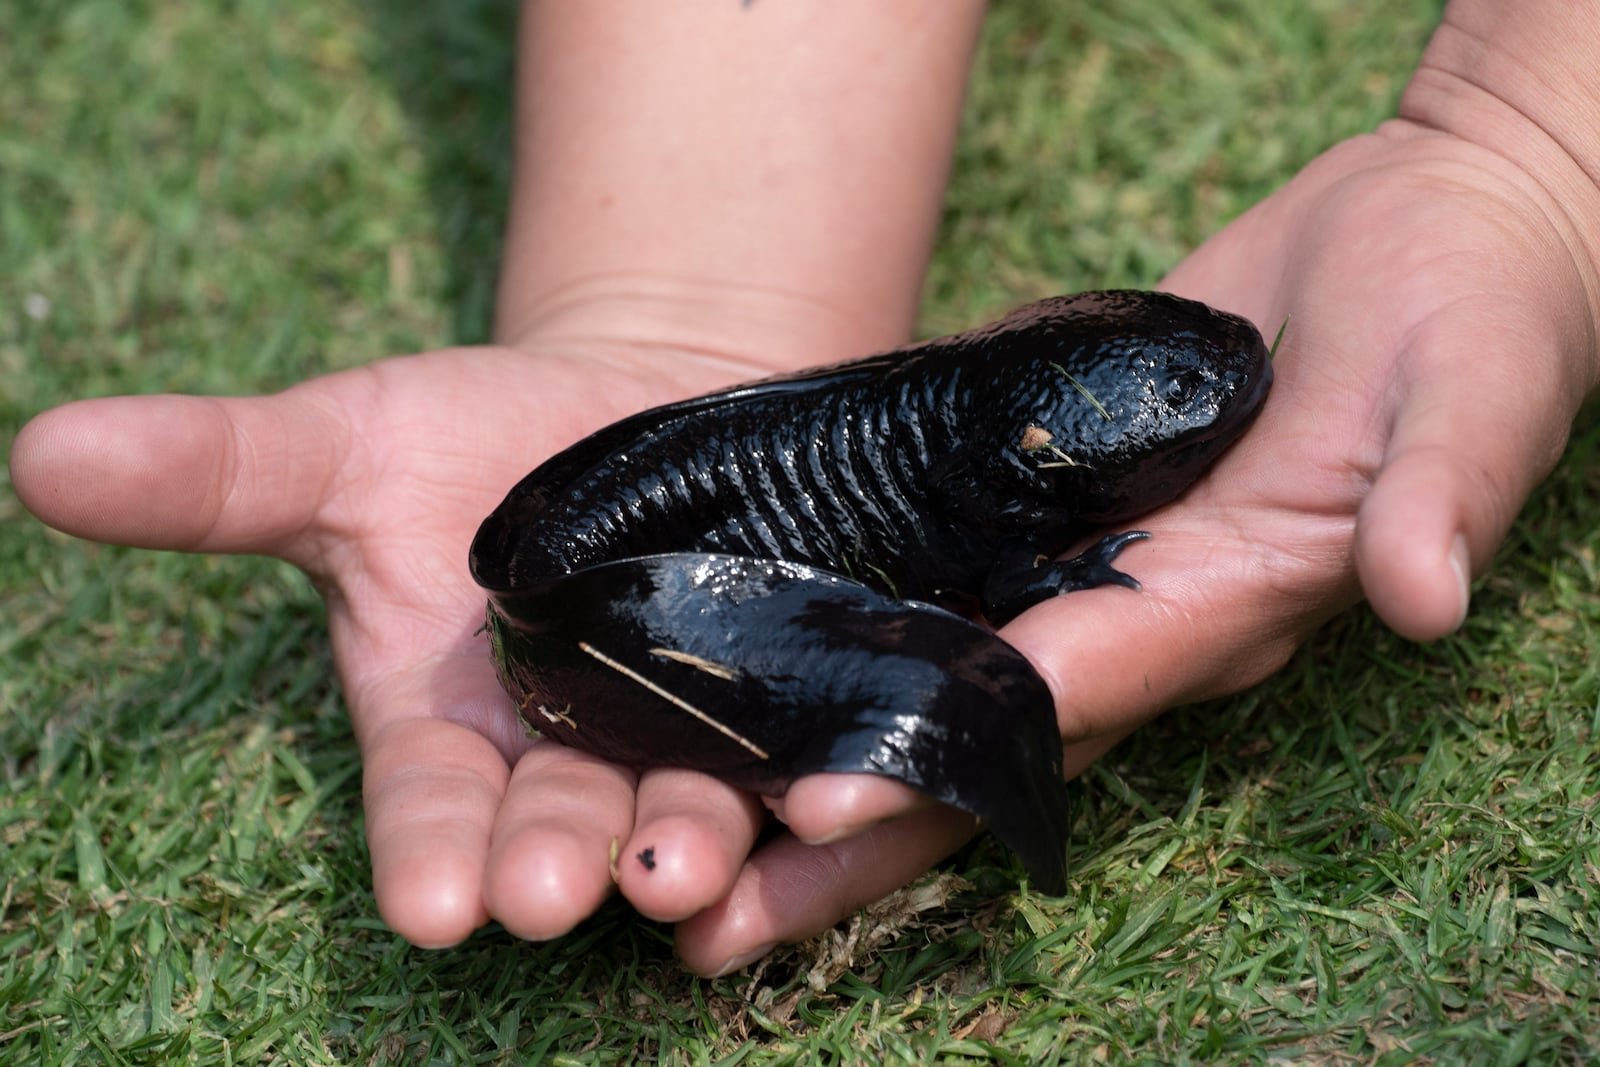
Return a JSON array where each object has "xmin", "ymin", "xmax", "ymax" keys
[{"xmin": 13, "ymin": 123, "xmax": 1596, "ymax": 976}]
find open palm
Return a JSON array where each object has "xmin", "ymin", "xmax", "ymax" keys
[{"xmin": 12, "ymin": 340, "xmax": 803, "ymax": 950}]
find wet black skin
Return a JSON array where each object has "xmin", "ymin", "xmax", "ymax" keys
[{"xmin": 470, "ymin": 290, "xmax": 1273, "ymax": 893}]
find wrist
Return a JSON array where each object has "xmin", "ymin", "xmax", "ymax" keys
[
  {"xmin": 495, "ymin": 271, "xmax": 905, "ymax": 383},
  {"xmin": 493, "ymin": 2, "xmax": 987, "ymax": 376},
  {"xmin": 1399, "ymin": 1, "xmax": 1600, "ymax": 312}
]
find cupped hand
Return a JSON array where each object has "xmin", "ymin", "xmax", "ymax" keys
[
  {"xmin": 672, "ymin": 121, "xmax": 1600, "ymax": 972},
  {"xmin": 10, "ymin": 338, "xmax": 820, "ymax": 951}
]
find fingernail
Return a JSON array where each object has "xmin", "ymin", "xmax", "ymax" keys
[
  {"xmin": 709, "ymin": 942, "xmax": 777, "ymax": 978},
  {"xmin": 1448, "ymin": 533, "xmax": 1471, "ymax": 632}
]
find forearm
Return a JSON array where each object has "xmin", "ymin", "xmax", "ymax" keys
[
  {"xmin": 496, "ymin": 1, "xmax": 986, "ymax": 369},
  {"xmin": 1400, "ymin": 0, "xmax": 1600, "ymax": 326}
]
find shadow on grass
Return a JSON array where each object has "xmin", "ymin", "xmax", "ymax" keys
[{"xmin": 357, "ymin": 0, "xmax": 519, "ymax": 345}]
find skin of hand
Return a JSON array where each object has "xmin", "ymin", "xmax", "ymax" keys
[{"xmin": 11, "ymin": 0, "xmax": 1599, "ymax": 979}]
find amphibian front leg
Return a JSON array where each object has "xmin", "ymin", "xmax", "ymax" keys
[{"xmin": 981, "ymin": 530, "xmax": 1149, "ymax": 626}]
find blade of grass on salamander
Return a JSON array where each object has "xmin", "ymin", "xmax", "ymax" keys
[{"xmin": 1049, "ymin": 361, "xmax": 1111, "ymax": 420}]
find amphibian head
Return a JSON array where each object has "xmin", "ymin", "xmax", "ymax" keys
[{"xmin": 955, "ymin": 290, "xmax": 1273, "ymax": 531}]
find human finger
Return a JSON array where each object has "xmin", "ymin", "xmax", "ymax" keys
[
  {"xmin": 1355, "ymin": 310, "xmax": 1585, "ymax": 640},
  {"xmin": 10, "ymin": 390, "xmax": 351, "ymax": 564},
  {"xmin": 763, "ymin": 773, "xmax": 931, "ymax": 846},
  {"xmin": 479, "ymin": 740, "xmax": 642, "ymax": 941},
  {"xmin": 612, "ymin": 767, "xmax": 767, "ymax": 922},
  {"xmin": 674, "ymin": 804, "xmax": 980, "ymax": 977},
  {"xmin": 361, "ymin": 714, "xmax": 508, "ymax": 948}
]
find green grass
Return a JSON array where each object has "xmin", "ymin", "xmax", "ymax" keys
[{"xmin": 5, "ymin": 0, "xmax": 1598, "ymax": 1063}]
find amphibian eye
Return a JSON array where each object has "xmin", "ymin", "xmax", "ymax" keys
[{"xmin": 1163, "ymin": 370, "xmax": 1203, "ymax": 407}]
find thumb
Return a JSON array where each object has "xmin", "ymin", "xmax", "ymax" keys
[
  {"xmin": 11, "ymin": 389, "xmax": 350, "ymax": 565},
  {"xmin": 1355, "ymin": 315, "xmax": 1582, "ymax": 641}
]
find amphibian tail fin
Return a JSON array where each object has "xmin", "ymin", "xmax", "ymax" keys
[{"xmin": 485, "ymin": 553, "xmax": 1072, "ymax": 893}]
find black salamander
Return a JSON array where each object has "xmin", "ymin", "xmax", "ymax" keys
[{"xmin": 470, "ymin": 290, "xmax": 1273, "ymax": 892}]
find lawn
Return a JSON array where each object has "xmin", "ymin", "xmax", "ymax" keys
[{"xmin": 4, "ymin": 0, "xmax": 1599, "ymax": 1063}]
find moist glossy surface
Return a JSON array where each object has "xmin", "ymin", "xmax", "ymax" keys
[{"xmin": 471, "ymin": 290, "xmax": 1273, "ymax": 892}]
